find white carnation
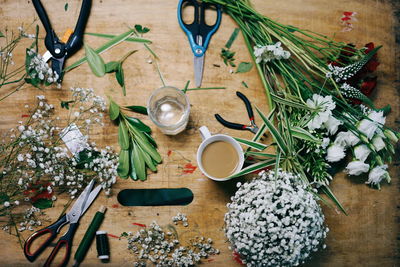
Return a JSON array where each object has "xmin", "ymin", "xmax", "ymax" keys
[
  {"xmin": 345, "ymin": 161, "xmax": 370, "ymax": 176},
  {"xmin": 366, "ymin": 165, "xmax": 389, "ymax": 186},
  {"xmin": 354, "ymin": 144, "xmax": 371, "ymax": 162},
  {"xmin": 326, "ymin": 144, "xmax": 346, "ymax": 162},
  {"xmin": 372, "ymin": 135, "xmax": 385, "ymax": 152}
]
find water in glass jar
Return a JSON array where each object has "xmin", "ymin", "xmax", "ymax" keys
[{"xmin": 154, "ymin": 96, "xmax": 185, "ymax": 126}]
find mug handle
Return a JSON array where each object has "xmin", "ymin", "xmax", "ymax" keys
[{"xmin": 199, "ymin": 126, "xmax": 212, "ymax": 140}]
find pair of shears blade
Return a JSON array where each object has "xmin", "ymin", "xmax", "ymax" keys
[
  {"xmin": 194, "ymin": 55, "xmax": 204, "ymax": 88},
  {"xmin": 66, "ymin": 180, "xmax": 96, "ymax": 223}
]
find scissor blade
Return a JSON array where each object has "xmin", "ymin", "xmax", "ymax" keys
[
  {"xmin": 194, "ymin": 55, "xmax": 204, "ymax": 88},
  {"xmin": 67, "ymin": 180, "xmax": 94, "ymax": 223},
  {"xmin": 81, "ymin": 184, "xmax": 102, "ymax": 215}
]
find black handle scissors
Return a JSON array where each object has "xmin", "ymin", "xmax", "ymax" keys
[
  {"xmin": 178, "ymin": 0, "xmax": 222, "ymax": 87},
  {"xmin": 215, "ymin": 91, "xmax": 262, "ymax": 135},
  {"xmin": 24, "ymin": 180, "xmax": 101, "ymax": 267},
  {"xmin": 32, "ymin": 0, "xmax": 91, "ymax": 83}
]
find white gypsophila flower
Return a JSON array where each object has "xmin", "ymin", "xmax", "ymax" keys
[
  {"xmin": 225, "ymin": 170, "xmax": 327, "ymax": 267},
  {"xmin": 366, "ymin": 165, "xmax": 389, "ymax": 186},
  {"xmin": 253, "ymin": 42, "xmax": 290, "ymax": 64},
  {"xmin": 14, "ymin": 200, "xmax": 20, "ymax": 206},
  {"xmin": 3, "ymin": 201, "xmax": 10, "ymax": 207},
  {"xmin": 357, "ymin": 111, "xmax": 386, "ymax": 139},
  {"xmin": 354, "ymin": 144, "xmax": 371, "ymax": 162},
  {"xmin": 326, "ymin": 144, "xmax": 346, "ymax": 162},
  {"xmin": 372, "ymin": 135, "xmax": 385, "ymax": 152},
  {"xmin": 324, "ymin": 116, "xmax": 342, "ymax": 135},
  {"xmin": 345, "ymin": 161, "xmax": 370, "ymax": 176},
  {"xmin": 17, "ymin": 154, "xmax": 24, "ymax": 162},
  {"xmin": 306, "ymin": 94, "xmax": 336, "ymax": 131},
  {"xmin": 334, "ymin": 131, "xmax": 360, "ymax": 147},
  {"xmin": 18, "ymin": 125, "xmax": 25, "ymax": 132}
]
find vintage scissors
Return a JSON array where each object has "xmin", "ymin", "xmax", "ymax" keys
[
  {"xmin": 215, "ymin": 91, "xmax": 262, "ymax": 135},
  {"xmin": 24, "ymin": 180, "xmax": 101, "ymax": 267},
  {"xmin": 32, "ymin": 0, "xmax": 91, "ymax": 83},
  {"xmin": 177, "ymin": 0, "xmax": 222, "ymax": 87}
]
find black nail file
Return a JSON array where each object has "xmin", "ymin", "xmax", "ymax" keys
[{"xmin": 117, "ymin": 188, "xmax": 194, "ymax": 206}]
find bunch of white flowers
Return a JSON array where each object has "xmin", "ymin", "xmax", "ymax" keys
[
  {"xmin": 306, "ymin": 94, "xmax": 341, "ymax": 134},
  {"xmin": 27, "ymin": 49, "xmax": 59, "ymax": 84},
  {"xmin": 225, "ymin": 170, "xmax": 328, "ymax": 267},
  {"xmin": 253, "ymin": 42, "xmax": 291, "ymax": 63}
]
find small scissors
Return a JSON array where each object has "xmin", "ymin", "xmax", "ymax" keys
[
  {"xmin": 32, "ymin": 0, "xmax": 91, "ymax": 83},
  {"xmin": 178, "ymin": 0, "xmax": 222, "ymax": 87},
  {"xmin": 24, "ymin": 180, "xmax": 101, "ymax": 267},
  {"xmin": 215, "ymin": 91, "xmax": 261, "ymax": 135}
]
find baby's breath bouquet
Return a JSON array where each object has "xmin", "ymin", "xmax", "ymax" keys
[
  {"xmin": 0, "ymin": 88, "xmax": 118, "ymax": 245},
  {"xmin": 205, "ymin": 0, "xmax": 399, "ymax": 212}
]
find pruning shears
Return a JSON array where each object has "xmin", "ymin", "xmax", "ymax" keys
[
  {"xmin": 32, "ymin": 0, "xmax": 91, "ymax": 83},
  {"xmin": 215, "ymin": 91, "xmax": 263, "ymax": 135},
  {"xmin": 177, "ymin": 0, "xmax": 222, "ymax": 87}
]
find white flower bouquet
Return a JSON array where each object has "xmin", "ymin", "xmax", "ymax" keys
[{"xmin": 225, "ymin": 170, "xmax": 328, "ymax": 267}]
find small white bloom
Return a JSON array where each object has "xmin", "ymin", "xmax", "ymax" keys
[
  {"xmin": 321, "ymin": 137, "xmax": 330, "ymax": 149},
  {"xmin": 74, "ymin": 112, "xmax": 80, "ymax": 117},
  {"xmin": 324, "ymin": 116, "xmax": 342, "ymax": 135},
  {"xmin": 345, "ymin": 161, "xmax": 370, "ymax": 176},
  {"xmin": 14, "ymin": 200, "xmax": 20, "ymax": 206},
  {"xmin": 354, "ymin": 144, "xmax": 371, "ymax": 162},
  {"xmin": 372, "ymin": 135, "xmax": 385, "ymax": 152},
  {"xmin": 306, "ymin": 94, "xmax": 336, "ymax": 131},
  {"xmin": 3, "ymin": 201, "xmax": 10, "ymax": 207},
  {"xmin": 366, "ymin": 165, "xmax": 389, "ymax": 186},
  {"xmin": 17, "ymin": 154, "xmax": 24, "ymax": 162},
  {"xmin": 357, "ymin": 111, "xmax": 386, "ymax": 139},
  {"xmin": 18, "ymin": 125, "xmax": 25, "ymax": 132},
  {"xmin": 326, "ymin": 144, "xmax": 346, "ymax": 162},
  {"xmin": 334, "ymin": 131, "xmax": 360, "ymax": 147}
]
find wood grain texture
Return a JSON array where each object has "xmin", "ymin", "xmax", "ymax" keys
[{"xmin": 0, "ymin": 0, "xmax": 398, "ymax": 266}]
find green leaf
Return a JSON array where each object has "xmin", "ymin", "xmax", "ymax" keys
[
  {"xmin": 117, "ymin": 149, "xmax": 130, "ymax": 177},
  {"xmin": 132, "ymin": 143, "xmax": 146, "ymax": 180},
  {"xmin": 129, "ymin": 148, "xmax": 138, "ymax": 180},
  {"xmin": 84, "ymin": 43, "xmax": 106, "ymax": 77},
  {"xmin": 85, "ymin": 32, "xmax": 152, "ymax": 44},
  {"xmin": 105, "ymin": 61, "xmax": 120, "ymax": 73},
  {"xmin": 138, "ymin": 145, "xmax": 157, "ymax": 172},
  {"xmin": 0, "ymin": 31, "xmax": 4, "ymax": 38},
  {"xmin": 320, "ymin": 185, "xmax": 347, "ymax": 215},
  {"xmin": 225, "ymin": 28, "xmax": 240, "ymax": 49},
  {"xmin": 118, "ymin": 122, "xmax": 130, "ymax": 150},
  {"xmin": 271, "ymin": 94, "xmax": 313, "ymax": 110},
  {"xmin": 134, "ymin": 24, "xmax": 150, "ymax": 34},
  {"xmin": 291, "ymin": 126, "xmax": 320, "ymax": 143},
  {"xmin": 125, "ymin": 105, "xmax": 148, "ymax": 115},
  {"xmin": 234, "ymin": 137, "xmax": 267, "ymax": 151},
  {"xmin": 143, "ymin": 132, "xmax": 157, "ymax": 148},
  {"xmin": 109, "ymin": 100, "xmax": 120, "ymax": 121},
  {"xmin": 245, "ymin": 151, "xmax": 276, "ymax": 158},
  {"xmin": 229, "ymin": 159, "xmax": 276, "ymax": 178},
  {"xmin": 136, "ymin": 135, "xmax": 162, "ymax": 163},
  {"xmin": 65, "ymin": 29, "xmax": 135, "ymax": 72},
  {"xmin": 241, "ymin": 81, "xmax": 248, "ymax": 88},
  {"xmin": 64, "ymin": 2, "xmax": 68, "ymax": 11},
  {"xmin": 116, "ymin": 63, "xmax": 125, "ymax": 96},
  {"xmin": 60, "ymin": 100, "xmax": 74, "ymax": 110},
  {"xmin": 255, "ymin": 106, "xmax": 289, "ymax": 155},
  {"xmin": 33, "ymin": 199, "xmax": 53, "ymax": 210},
  {"xmin": 236, "ymin": 62, "xmax": 253, "ymax": 73},
  {"xmin": 126, "ymin": 117, "xmax": 151, "ymax": 133}
]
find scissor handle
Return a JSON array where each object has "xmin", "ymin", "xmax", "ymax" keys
[
  {"xmin": 43, "ymin": 222, "xmax": 78, "ymax": 267},
  {"xmin": 177, "ymin": 0, "xmax": 222, "ymax": 57},
  {"xmin": 236, "ymin": 91, "xmax": 255, "ymax": 122},
  {"xmin": 24, "ymin": 214, "xmax": 68, "ymax": 262},
  {"xmin": 66, "ymin": 0, "xmax": 92, "ymax": 55},
  {"xmin": 215, "ymin": 114, "xmax": 246, "ymax": 130}
]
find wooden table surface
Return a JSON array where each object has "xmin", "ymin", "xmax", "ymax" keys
[{"xmin": 0, "ymin": 0, "xmax": 399, "ymax": 266}]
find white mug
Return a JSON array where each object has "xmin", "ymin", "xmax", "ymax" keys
[{"xmin": 196, "ymin": 126, "xmax": 244, "ymax": 181}]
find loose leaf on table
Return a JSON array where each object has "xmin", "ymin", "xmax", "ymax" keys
[
  {"xmin": 105, "ymin": 61, "xmax": 120, "ymax": 73},
  {"xmin": 64, "ymin": 3, "xmax": 68, "ymax": 11},
  {"xmin": 125, "ymin": 105, "xmax": 148, "ymax": 115},
  {"xmin": 126, "ymin": 117, "xmax": 151, "ymax": 133},
  {"xmin": 109, "ymin": 99, "xmax": 120, "ymax": 120},
  {"xmin": 33, "ymin": 198, "xmax": 53, "ymax": 210},
  {"xmin": 132, "ymin": 143, "xmax": 146, "ymax": 180},
  {"xmin": 118, "ymin": 122, "xmax": 130, "ymax": 150},
  {"xmin": 60, "ymin": 100, "xmax": 74, "ymax": 110},
  {"xmin": 225, "ymin": 28, "xmax": 240, "ymax": 49},
  {"xmin": 65, "ymin": 29, "xmax": 135, "ymax": 72},
  {"xmin": 0, "ymin": 31, "xmax": 4, "ymax": 38},
  {"xmin": 242, "ymin": 81, "xmax": 248, "ymax": 88},
  {"xmin": 117, "ymin": 149, "xmax": 130, "ymax": 177},
  {"xmin": 234, "ymin": 137, "xmax": 268, "ymax": 151},
  {"xmin": 134, "ymin": 24, "xmax": 150, "ymax": 34},
  {"xmin": 236, "ymin": 62, "xmax": 253, "ymax": 73},
  {"xmin": 116, "ymin": 63, "xmax": 126, "ymax": 95},
  {"xmin": 85, "ymin": 32, "xmax": 152, "ymax": 44},
  {"xmin": 84, "ymin": 43, "xmax": 105, "ymax": 77}
]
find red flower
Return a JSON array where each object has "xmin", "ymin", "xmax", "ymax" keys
[{"xmin": 360, "ymin": 76, "xmax": 377, "ymax": 96}]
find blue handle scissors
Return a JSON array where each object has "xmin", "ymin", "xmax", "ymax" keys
[{"xmin": 177, "ymin": 0, "xmax": 222, "ymax": 87}]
